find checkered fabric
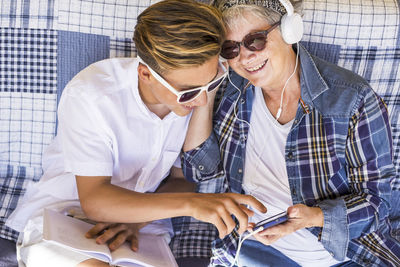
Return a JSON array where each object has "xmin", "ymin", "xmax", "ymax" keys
[
  {"xmin": 0, "ymin": 0, "xmax": 159, "ymax": 242},
  {"xmin": 0, "ymin": 164, "xmax": 40, "ymax": 242},
  {"xmin": 0, "ymin": 27, "xmax": 57, "ymax": 241}
]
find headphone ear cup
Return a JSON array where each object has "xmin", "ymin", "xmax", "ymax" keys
[{"xmin": 280, "ymin": 13, "xmax": 303, "ymax": 44}]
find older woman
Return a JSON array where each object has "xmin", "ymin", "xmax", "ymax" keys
[{"xmin": 180, "ymin": 0, "xmax": 399, "ymax": 266}]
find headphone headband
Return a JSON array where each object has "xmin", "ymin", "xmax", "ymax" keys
[
  {"xmin": 278, "ymin": 0, "xmax": 294, "ymax": 16},
  {"xmin": 214, "ymin": 0, "xmax": 287, "ymax": 15},
  {"xmin": 213, "ymin": 0, "xmax": 303, "ymax": 44}
]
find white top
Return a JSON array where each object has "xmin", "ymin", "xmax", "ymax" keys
[
  {"xmin": 243, "ymin": 86, "xmax": 339, "ymax": 267},
  {"xmin": 7, "ymin": 58, "xmax": 191, "ymax": 233}
]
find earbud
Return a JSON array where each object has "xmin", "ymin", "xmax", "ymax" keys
[{"xmin": 276, "ymin": 107, "xmax": 282, "ymax": 120}]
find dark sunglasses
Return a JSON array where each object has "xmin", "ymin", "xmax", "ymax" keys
[{"xmin": 220, "ymin": 22, "xmax": 281, "ymax": 60}]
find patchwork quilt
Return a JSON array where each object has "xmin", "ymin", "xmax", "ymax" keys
[{"xmin": 0, "ymin": 1, "xmax": 399, "ymax": 259}]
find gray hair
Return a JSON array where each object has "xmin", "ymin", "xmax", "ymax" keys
[{"xmin": 211, "ymin": 0, "xmax": 303, "ymax": 31}]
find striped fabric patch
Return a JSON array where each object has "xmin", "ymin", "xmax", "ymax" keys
[
  {"xmin": 0, "ymin": 0, "xmax": 56, "ymax": 29},
  {"xmin": 57, "ymin": 0, "xmax": 160, "ymax": 56}
]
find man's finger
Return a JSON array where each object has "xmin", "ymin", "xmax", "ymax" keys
[
  {"xmin": 212, "ymin": 216, "xmax": 228, "ymax": 239},
  {"xmin": 227, "ymin": 204, "xmax": 249, "ymax": 235},
  {"xmin": 230, "ymin": 194, "xmax": 267, "ymax": 213},
  {"xmin": 85, "ymin": 223, "xmax": 111, "ymax": 238},
  {"xmin": 239, "ymin": 204, "xmax": 254, "ymax": 217},
  {"xmin": 219, "ymin": 207, "xmax": 237, "ymax": 235},
  {"xmin": 109, "ymin": 231, "xmax": 129, "ymax": 251},
  {"xmin": 130, "ymin": 234, "xmax": 139, "ymax": 252},
  {"xmin": 96, "ymin": 224, "xmax": 125, "ymax": 244}
]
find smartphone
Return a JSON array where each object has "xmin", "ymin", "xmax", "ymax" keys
[{"xmin": 253, "ymin": 211, "xmax": 288, "ymax": 231}]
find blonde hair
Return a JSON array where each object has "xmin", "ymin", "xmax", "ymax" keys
[{"xmin": 134, "ymin": 0, "xmax": 226, "ymax": 74}]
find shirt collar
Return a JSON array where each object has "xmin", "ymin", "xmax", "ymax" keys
[{"xmin": 298, "ymin": 44, "xmax": 330, "ymax": 106}]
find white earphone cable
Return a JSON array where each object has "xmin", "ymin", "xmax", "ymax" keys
[
  {"xmin": 228, "ymin": 73, "xmax": 251, "ymax": 128},
  {"xmin": 275, "ymin": 42, "xmax": 299, "ymax": 120},
  {"xmin": 229, "ymin": 226, "xmax": 265, "ymax": 267},
  {"xmin": 227, "ymin": 43, "xmax": 300, "ymax": 267}
]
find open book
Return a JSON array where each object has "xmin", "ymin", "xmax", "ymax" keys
[{"xmin": 43, "ymin": 209, "xmax": 178, "ymax": 267}]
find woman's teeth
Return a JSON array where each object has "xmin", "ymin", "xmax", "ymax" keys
[{"xmin": 247, "ymin": 60, "xmax": 267, "ymax": 72}]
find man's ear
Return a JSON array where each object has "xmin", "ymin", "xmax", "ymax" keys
[{"xmin": 137, "ymin": 63, "xmax": 152, "ymax": 82}]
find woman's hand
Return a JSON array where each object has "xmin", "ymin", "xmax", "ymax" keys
[
  {"xmin": 249, "ymin": 204, "xmax": 323, "ymax": 245},
  {"xmin": 188, "ymin": 193, "xmax": 267, "ymax": 239},
  {"xmin": 85, "ymin": 222, "xmax": 147, "ymax": 251}
]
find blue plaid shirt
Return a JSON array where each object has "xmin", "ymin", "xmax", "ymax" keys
[{"xmin": 171, "ymin": 45, "xmax": 400, "ymax": 266}]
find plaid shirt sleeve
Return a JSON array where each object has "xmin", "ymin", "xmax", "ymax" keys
[{"xmin": 318, "ymin": 88, "xmax": 395, "ymax": 259}]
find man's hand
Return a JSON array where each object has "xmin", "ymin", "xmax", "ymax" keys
[
  {"xmin": 249, "ymin": 204, "xmax": 324, "ymax": 245},
  {"xmin": 85, "ymin": 222, "xmax": 147, "ymax": 251},
  {"xmin": 188, "ymin": 193, "xmax": 267, "ymax": 238}
]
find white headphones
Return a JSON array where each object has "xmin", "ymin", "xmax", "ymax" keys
[{"xmin": 277, "ymin": 0, "xmax": 303, "ymax": 44}]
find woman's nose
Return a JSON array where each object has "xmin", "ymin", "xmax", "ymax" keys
[{"xmin": 238, "ymin": 47, "xmax": 257, "ymax": 66}]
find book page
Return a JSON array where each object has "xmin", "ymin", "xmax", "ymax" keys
[
  {"xmin": 43, "ymin": 209, "xmax": 111, "ymax": 262},
  {"xmin": 43, "ymin": 209, "xmax": 178, "ymax": 267},
  {"xmin": 111, "ymin": 234, "xmax": 178, "ymax": 267}
]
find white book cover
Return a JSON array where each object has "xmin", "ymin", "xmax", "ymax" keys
[{"xmin": 43, "ymin": 209, "xmax": 178, "ymax": 267}]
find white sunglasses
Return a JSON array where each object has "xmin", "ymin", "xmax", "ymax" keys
[{"xmin": 138, "ymin": 56, "xmax": 228, "ymax": 103}]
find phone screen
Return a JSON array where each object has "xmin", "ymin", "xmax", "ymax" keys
[{"xmin": 253, "ymin": 211, "xmax": 288, "ymax": 230}]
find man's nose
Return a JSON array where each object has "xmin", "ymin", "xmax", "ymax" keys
[{"xmin": 191, "ymin": 91, "xmax": 208, "ymax": 107}]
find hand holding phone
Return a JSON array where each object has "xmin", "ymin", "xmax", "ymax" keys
[{"xmin": 253, "ymin": 211, "xmax": 288, "ymax": 232}]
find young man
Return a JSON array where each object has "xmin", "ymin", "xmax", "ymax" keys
[{"xmin": 6, "ymin": 1, "xmax": 266, "ymax": 266}]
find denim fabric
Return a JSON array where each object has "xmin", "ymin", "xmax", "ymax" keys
[
  {"xmin": 176, "ymin": 257, "xmax": 210, "ymax": 267},
  {"xmin": 0, "ymin": 237, "xmax": 18, "ymax": 267},
  {"xmin": 182, "ymin": 133, "xmax": 223, "ymax": 182},
  {"xmin": 238, "ymin": 240, "xmax": 301, "ymax": 267},
  {"xmin": 331, "ymin": 260, "xmax": 362, "ymax": 267},
  {"xmin": 317, "ymin": 198, "xmax": 348, "ymax": 259}
]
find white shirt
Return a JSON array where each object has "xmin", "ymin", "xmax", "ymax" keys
[
  {"xmin": 7, "ymin": 58, "xmax": 191, "ymax": 233},
  {"xmin": 243, "ymin": 86, "xmax": 339, "ymax": 267}
]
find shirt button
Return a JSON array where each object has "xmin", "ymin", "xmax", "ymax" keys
[
  {"xmin": 294, "ymin": 119, "xmax": 298, "ymax": 124},
  {"xmin": 292, "ymin": 188, "xmax": 296, "ymax": 196},
  {"xmin": 330, "ymin": 252, "xmax": 334, "ymax": 257},
  {"xmin": 198, "ymin": 165, "xmax": 204, "ymax": 171},
  {"xmin": 238, "ymin": 168, "xmax": 243, "ymax": 173},
  {"xmin": 287, "ymin": 152, "xmax": 293, "ymax": 159},
  {"xmin": 240, "ymin": 98, "xmax": 245, "ymax": 104}
]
